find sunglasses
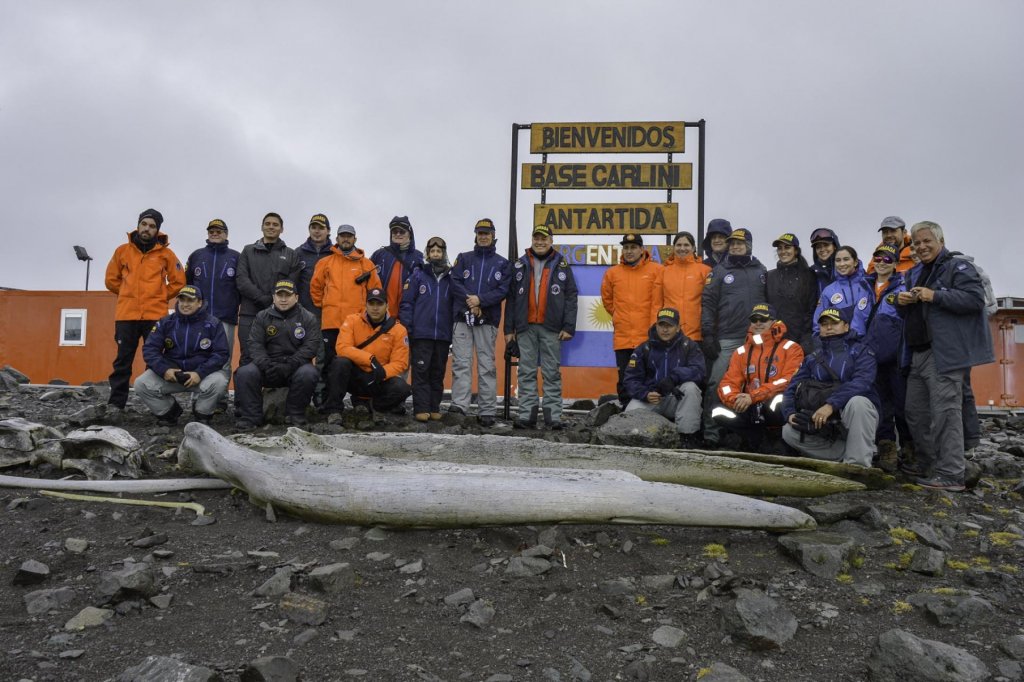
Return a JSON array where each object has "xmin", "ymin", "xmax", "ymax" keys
[{"xmin": 873, "ymin": 255, "xmax": 895, "ymax": 264}]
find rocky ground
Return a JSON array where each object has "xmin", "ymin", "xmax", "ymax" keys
[{"xmin": 1, "ymin": 366, "xmax": 1023, "ymax": 682}]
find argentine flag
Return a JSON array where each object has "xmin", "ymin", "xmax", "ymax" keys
[{"xmin": 562, "ymin": 265, "xmax": 615, "ymax": 368}]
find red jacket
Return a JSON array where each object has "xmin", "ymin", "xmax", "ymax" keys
[
  {"xmin": 600, "ymin": 251, "xmax": 664, "ymax": 351},
  {"xmin": 336, "ymin": 312, "xmax": 410, "ymax": 379},
  {"xmin": 661, "ymin": 253, "xmax": 711, "ymax": 341},
  {"xmin": 104, "ymin": 232, "xmax": 186, "ymax": 321},
  {"xmin": 717, "ymin": 320, "xmax": 804, "ymax": 408}
]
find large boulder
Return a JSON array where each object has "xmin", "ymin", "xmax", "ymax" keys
[
  {"xmin": 595, "ymin": 409, "xmax": 678, "ymax": 449},
  {"xmin": 866, "ymin": 629, "xmax": 990, "ymax": 681},
  {"xmin": 720, "ymin": 587, "xmax": 798, "ymax": 651}
]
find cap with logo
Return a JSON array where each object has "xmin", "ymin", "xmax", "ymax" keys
[
  {"xmin": 749, "ymin": 302, "xmax": 776, "ymax": 321},
  {"xmin": 879, "ymin": 216, "xmax": 906, "ymax": 231},
  {"xmin": 337, "ymin": 224, "xmax": 356, "ymax": 236},
  {"xmin": 772, "ymin": 233, "xmax": 799, "ymax": 248},
  {"xmin": 532, "ymin": 225, "xmax": 552, "ymax": 238},
  {"xmin": 274, "ymin": 280, "xmax": 297, "ymax": 295},
  {"xmin": 620, "ymin": 233, "xmax": 644, "ymax": 246},
  {"xmin": 727, "ymin": 228, "xmax": 753, "ymax": 244},
  {"xmin": 656, "ymin": 308, "xmax": 681, "ymax": 325},
  {"xmin": 309, "ymin": 214, "xmax": 330, "ymax": 230},
  {"xmin": 207, "ymin": 218, "xmax": 228, "ymax": 232},
  {"xmin": 366, "ymin": 287, "xmax": 387, "ymax": 303},
  {"xmin": 873, "ymin": 244, "xmax": 898, "ymax": 259},
  {"xmin": 177, "ymin": 285, "xmax": 202, "ymax": 300},
  {"xmin": 818, "ymin": 307, "xmax": 852, "ymax": 324},
  {"xmin": 474, "ymin": 218, "xmax": 496, "ymax": 233}
]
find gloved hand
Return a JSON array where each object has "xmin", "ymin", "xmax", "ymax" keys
[
  {"xmin": 701, "ymin": 337, "xmax": 720, "ymax": 362},
  {"xmin": 656, "ymin": 378, "xmax": 677, "ymax": 396},
  {"xmin": 265, "ymin": 363, "xmax": 288, "ymax": 385},
  {"xmin": 369, "ymin": 357, "xmax": 387, "ymax": 384}
]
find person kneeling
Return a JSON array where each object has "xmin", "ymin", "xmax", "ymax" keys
[
  {"xmin": 136, "ymin": 285, "xmax": 229, "ymax": 425},
  {"xmin": 324, "ymin": 287, "xmax": 411, "ymax": 422},
  {"xmin": 781, "ymin": 307, "xmax": 879, "ymax": 467},
  {"xmin": 622, "ymin": 308, "xmax": 705, "ymax": 448},
  {"xmin": 712, "ymin": 303, "xmax": 804, "ymax": 452},
  {"xmin": 234, "ymin": 280, "xmax": 322, "ymax": 430}
]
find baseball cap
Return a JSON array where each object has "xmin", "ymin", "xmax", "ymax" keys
[
  {"xmin": 366, "ymin": 287, "xmax": 387, "ymax": 303},
  {"xmin": 309, "ymin": 214, "xmax": 330, "ymax": 229},
  {"xmin": 772, "ymin": 233, "xmax": 799, "ymax": 248},
  {"xmin": 474, "ymin": 218, "xmax": 496, "ymax": 232},
  {"xmin": 749, "ymin": 302, "xmax": 776, "ymax": 321},
  {"xmin": 337, "ymin": 224, "xmax": 356, "ymax": 236},
  {"xmin": 177, "ymin": 285, "xmax": 202, "ymax": 300},
  {"xmin": 879, "ymin": 216, "xmax": 906, "ymax": 231},
  {"xmin": 274, "ymin": 280, "xmax": 297, "ymax": 295},
  {"xmin": 532, "ymin": 225, "xmax": 552, "ymax": 238},
  {"xmin": 207, "ymin": 218, "xmax": 228, "ymax": 232},
  {"xmin": 727, "ymin": 228, "xmax": 751, "ymax": 242},
  {"xmin": 818, "ymin": 307, "xmax": 852, "ymax": 324},
  {"xmin": 620, "ymin": 233, "xmax": 644, "ymax": 246},
  {"xmin": 873, "ymin": 244, "xmax": 898, "ymax": 259},
  {"xmin": 656, "ymin": 308, "xmax": 681, "ymax": 325}
]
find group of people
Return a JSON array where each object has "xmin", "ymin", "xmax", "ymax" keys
[{"xmin": 104, "ymin": 208, "xmax": 994, "ymax": 491}]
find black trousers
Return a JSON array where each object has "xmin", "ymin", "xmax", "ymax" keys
[
  {"xmin": 324, "ymin": 357, "xmax": 411, "ymax": 413},
  {"xmin": 962, "ymin": 375, "xmax": 980, "ymax": 449},
  {"xmin": 108, "ymin": 320, "xmax": 156, "ymax": 409},
  {"xmin": 319, "ymin": 328, "xmax": 339, "ymax": 395},
  {"xmin": 237, "ymin": 314, "xmax": 255, "ymax": 367},
  {"xmin": 233, "ymin": 362, "xmax": 319, "ymax": 424},
  {"xmin": 712, "ymin": 402, "xmax": 786, "ymax": 450},
  {"xmin": 411, "ymin": 338, "xmax": 450, "ymax": 414},
  {"xmin": 875, "ymin": 361, "xmax": 911, "ymax": 445},
  {"xmin": 615, "ymin": 348, "xmax": 634, "ymax": 407}
]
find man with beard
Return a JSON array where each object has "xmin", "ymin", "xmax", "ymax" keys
[
  {"xmin": 766, "ymin": 232, "xmax": 817, "ymax": 354},
  {"xmin": 236, "ymin": 213, "xmax": 301, "ymax": 366},
  {"xmin": 104, "ymin": 208, "xmax": 186, "ymax": 421},
  {"xmin": 372, "ymin": 215, "xmax": 424, "ymax": 319},
  {"xmin": 504, "ymin": 225, "xmax": 578, "ymax": 430}
]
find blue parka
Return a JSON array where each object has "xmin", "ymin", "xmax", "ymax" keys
[
  {"xmin": 399, "ymin": 263, "xmax": 454, "ymax": 342},
  {"xmin": 372, "ymin": 240, "xmax": 424, "ymax": 293},
  {"xmin": 295, "ymin": 238, "xmax": 334, "ymax": 316},
  {"xmin": 898, "ymin": 248, "xmax": 995, "ymax": 373},
  {"xmin": 814, "ymin": 262, "xmax": 873, "ymax": 338},
  {"xmin": 185, "ymin": 242, "xmax": 240, "ymax": 325},
  {"xmin": 781, "ymin": 332, "xmax": 879, "ymax": 418},
  {"xmin": 142, "ymin": 305, "xmax": 228, "ymax": 379},
  {"xmin": 623, "ymin": 325, "xmax": 706, "ymax": 401},
  {"xmin": 450, "ymin": 243, "xmax": 511, "ymax": 328},
  {"xmin": 864, "ymin": 272, "xmax": 906, "ymax": 365},
  {"xmin": 504, "ymin": 249, "xmax": 579, "ymax": 336}
]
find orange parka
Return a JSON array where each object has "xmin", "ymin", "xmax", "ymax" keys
[
  {"xmin": 309, "ymin": 246, "xmax": 382, "ymax": 330},
  {"xmin": 661, "ymin": 253, "xmax": 711, "ymax": 341},
  {"xmin": 600, "ymin": 251, "xmax": 664, "ymax": 351},
  {"xmin": 336, "ymin": 312, "xmax": 410, "ymax": 379},
  {"xmin": 717, "ymin": 320, "xmax": 804, "ymax": 408},
  {"xmin": 104, "ymin": 232, "xmax": 186, "ymax": 321}
]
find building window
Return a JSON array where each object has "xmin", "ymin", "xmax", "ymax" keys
[{"xmin": 60, "ymin": 309, "xmax": 87, "ymax": 346}]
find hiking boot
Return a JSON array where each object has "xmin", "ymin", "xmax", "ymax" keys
[
  {"xmin": 478, "ymin": 415, "xmax": 496, "ymax": 428},
  {"xmin": 285, "ymin": 414, "xmax": 309, "ymax": 427},
  {"xmin": 876, "ymin": 440, "xmax": 899, "ymax": 474},
  {"xmin": 915, "ymin": 476, "xmax": 966, "ymax": 492},
  {"xmin": 447, "ymin": 405, "xmax": 466, "ymax": 416},
  {"xmin": 414, "ymin": 413, "xmax": 430, "ymax": 423},
  {"xmin": 105, "ymin": 404, "xmax": 126, "ymax": 426},
  {"xmin": 156, "ymin": 402, "xmax": 183, "ymax": 426},
  {"xmin": 513, "ymin": 419, "xmax": 536, "ymax": 430},
  {"xmin": 547, "ymin": 421, "xmax": 566, "ymax": 431},
  {"xmin": 429, "ymin": 412, "xmax": 443, "ymax": 421},
  {"xmin": 191, "ymin": 410, "xmax": 214, "ymax": 425},
  {"xmin": 235, "ymin": 420, "xmax": 258, "ymax": 432},
  {"xmin": 390, "ymin": 405, "xmax": 407, "ymax": 416},
  {"xmin": 679, "ymin": 433, "xmax": 702, "ymax": 450}
]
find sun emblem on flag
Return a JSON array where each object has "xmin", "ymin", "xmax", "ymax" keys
[{"xmin": 588, "ymin": 300, "xmax": 613, "ymax": 330}]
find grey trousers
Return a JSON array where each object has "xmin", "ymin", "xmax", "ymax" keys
[
  {"xmin": 626, "ymin": 382, "xmax": 702, "ymax": 434},
  {"xmin": 134, "ymin": 369, "xmax": 229, "ymax": 417},
  {"xmin": 905, "ymin": 348, "xmax": 968, "ymax": 481},
  {"xmin": 782, "ymin": 395, "xmax": 878, "ymax": 467},
  {"xmin": 702, "ymin": 336, "xmax": 745, "ymax": 442},
  {"xmin": 516, "ymin": 325, "xmax": 563, "ymax": 422},
  {"xmin": 451, "ymin": 322, "xmax": 498, "ymax": 417}
]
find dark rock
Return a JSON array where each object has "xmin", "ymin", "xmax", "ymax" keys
[
  {"xmin": 444, "ymin": 588, "xmax": 475, "ymax": 606},
  {"xmin": 97, "ymin": 563, "xmax": 158, "ymax": 602},
  {"xmin": 777, "ymin": 531, "xmax": 858, "ymax": 578},
  {"xmin": 504, "ymin": 556, "xmax": 551, "ymax": 577},
  {"xmin": 116, "ymin": 655, "xmax": 220, "ymax": 681},
  {"xmin": 1001, "ymin": 634, "xmax": 1024, "ymax": 660},
  {"xmin": 907, "ymin": 593, "xmax": 995, "ymax": 627},
  {"xmin": 68, "ymin": 404, "xmax": 107, "ymax": 427},
  {"xmin": 568, "ymin": 399, "xmax": 596, "ymax": 411},
  {"xmin": 719, "ymin": 587, "xmax": 797, "ymax": 651},
  {"xmin": 3, "ymin": 365, "xmax": 30, "ymax": 383},
  {"xmin": 865, "ymin": 628, "xmax": 989, "ymax": 681},
  {"xmin": 804, "ymin": 502, "xmax": 873, "ymax": 525},
  {"xmin": 13, "ymin": 559, "xmax": 50, "ymax": 585},
  {"xmin": 239, "ymin": 655, "xmax": 300, "ymax": 682},
  {"xmin": 132, "ymin": 533, "xmax": 169, "ymax": 549},
  {"xmin": 907, "ymin": 523, "xmax": 952, "ymax": 551},
  {"xmin": 586, "ymin": 401, "xmax": 621, "ymax": 428},
  {"xmin": 24, "ymin": 586, "xmax": 76, "ymax": 615},
  {"xmin": 49, "ymin": 378, "xmax": 70, "ymax": 385},
  {"xmin": 908, "ymin": 547, "xmax": 945, "ymax": 577},
  {"xmin": 460, "ymin": 598, "xmax": 495, "ymax": 628},
  {"xmin": 307, "ymin": 563, "xmax": 354, "ymax": 594},
  {"xmin": 595, "ymin": 410, "xmax": 677, "ymax": 449},
  {"xmin": 651, "ymin": 625, "xmax": 686, "ymax": 648},
  {"xmin": 254, "ymin": 568, "xmax": 294, "ymax": 597}
]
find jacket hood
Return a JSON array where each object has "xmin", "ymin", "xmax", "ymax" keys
[
  {"xmin": 330, "ymin": 244, "xmax": 368, "ymax": 260},
  {"xmin": 702, "ymin": 219, "xmax": 733, "ymax": 257},
  {"xmin": 746, "ymin": 319, "xmax": 788, "ymax": 345},
  {"xmin": 665, "ymin": 252, "xmax": 702, "ymax": 267},
  {"xmin": 127, "ymin": 231, "xmax": 169, "ymax": 248},
  {"xmin": 810, "ymin": 229, "xmax": 840, "ymax": 266},
  {"xmin": 619, "ymin": 249, "xmax": 652, "ymax": 266},
  {"xmin": 300, "ymin": 237, "xmax": 332, "ymax": 253}
]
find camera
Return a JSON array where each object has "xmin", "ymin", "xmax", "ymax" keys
[{"xmin": 174, "ymin": 371, "xmax": 189, "ymax": 385}]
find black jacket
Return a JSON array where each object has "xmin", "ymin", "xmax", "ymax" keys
[
  {"xmin": 248, "ymin": 303, "xmax": 321, "ymax": 371},
  {"xmin": 701, "ymin": 255, "xmax": 768, "ymax": 340},
  {"xmin": 766, "ymin": 256, "xmax": 818, "ymax": 353},
  {"xmin": 237, "ymin": 239, "xmax": 302, "ymax": 316}
]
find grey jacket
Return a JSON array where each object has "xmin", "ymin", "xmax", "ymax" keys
[
  {"xmin": 237, "ymin": 239, "xmax": 302, "ymax": 316},
  {"xmin": 701, "ymin": 255, "xmax": 768, "ymax": 340}
]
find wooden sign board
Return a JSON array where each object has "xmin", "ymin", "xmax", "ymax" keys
[
  {"xmin": 531, "ymin": 122, "xmax": 685, "ymax": 154},
  {"xmin": 534, "ymin": 204, "xmax": 678, "ymax": 235},
  {"xmin": 522, "ymin": 163, "xmax": 692, "ymax": 190}
]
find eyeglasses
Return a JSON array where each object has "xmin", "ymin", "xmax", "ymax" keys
[{"xmin": 873, "ymin": 255, "xmax": 895, "ymax": 264}]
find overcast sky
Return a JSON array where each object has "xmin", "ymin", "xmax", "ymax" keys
[{"xmin": 2, "ymin": 1, "xmax": 1021, "ymax": 295}]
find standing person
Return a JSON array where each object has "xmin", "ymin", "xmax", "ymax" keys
[
  {"xmin": 781, "ymin": 307, "xmax": 879, "ymax": 468},
  {"xmin": 814, "ymin": 246, "xmax": 873, "ymax": 338},
  {"xmin": 896, "ymin": 221, "xmax": 994, "ymax": 491},
  {"xmin": 399, "ymin": 237, "xmax": 454, "ymax": 422},
  {"xmin": 600, "ymin": 233, "xmax": 664, "ymax": 408},
  {"xmin": 310, "ymin": 224, "xmax": 382, "ymax": 403},
  {"xmin": 325, "ymin": 287, "xmax": 411, "ymax": 421},
  {"xmin": 103, "ymin": 208, "xmax": 186, "ymax": 420},
  {"xmin": 702, "ymin": 218, "xmax": 733, "ymax": 268},
  {"xmin": 135, "ymin": 285, "xmax": 229, "ymax": 425},
  {"xmin": 622, "ymin": 308, "xmax": 705, "ymax": 448},
  {"xmin": 766, "ymin": 232, "xmax": 817, "ymax": 354},
  {"xmin": 185, "ymin": 218, "xmax": 240, "ymax": 384},
  {"xmin": 233, "ymin": 280, "xmax": 321, "ymax": 430},
  {"xmin": 504, "ymin": 225, "xmax": 578, "ymax": 430},
  {"xmin": 700, "ymin": 228, "xmax": 767, "ymax": 448},
  {"xmin": 372, "ymin": 216, "xmax": 424, "ymax": 319},
  {"xmin": 713, "ymin": 303, "xmax": 804, "ymax": 452},
  {"xmin": 450, "ymin": 218, "xmax": 511, "ymax": 427},
  {"xmin": 864, "ymin": 244, "xmax": 909, "ymax": 471},
  {"xmin": 236, "ymin": 212, "xmax": 301, "ymax": 366},
  {"xmin": 866, "ymin": 216, "xmax": 915, "ymax": 274},
  {"xmin": 809, "ymin": 227, "xmax": 840, "ymax": 295},
  {"xmin": 295, "ymin": 213, "xmax": 334, "ymax": 317},
  {"xmin": 661, "ymin": 231, "xmax": 711, "ymax": 342}
]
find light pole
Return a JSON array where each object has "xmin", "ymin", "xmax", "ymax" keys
[{"xmin": 73, "ymin": 246, "xmax": 93, "ymax": 290}]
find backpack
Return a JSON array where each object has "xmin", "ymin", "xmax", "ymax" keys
[{"xmin": 947, "ymin": 252, "xmax": 997, "ymax": 316}]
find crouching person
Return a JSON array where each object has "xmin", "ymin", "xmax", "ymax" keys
[
  {"xmin": 324, "ymin": 287, "xmax": 411, "ymax": 421},
  {"xmin": 136, "ymin": 285, "xmax": 229, "ymax": 425},
  {"xmin": 622, "ymin": 308, "xmax": 705, "ymax": 448},
  {"xmin": 781, "ymin": 307, "xmax": 879, "ymax": 467},
  {"xmin": 712, "ymin": 303, "xmax": 804, "ymax": 452},
  {"xmin": 234, "ymin": 280, "xmax": 321, "ymax": 430}
]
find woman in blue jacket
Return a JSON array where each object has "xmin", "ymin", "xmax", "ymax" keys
[
  {"xmin": 814, "ymin": 246, "xmax": 873, "ymax": 338},
  {"xmin": 399, "ymin": 237, "xmax": 454, "ymax": 422}
]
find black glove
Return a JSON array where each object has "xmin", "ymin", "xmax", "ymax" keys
[
  {"xmin": 369, "ymin": 357, "xmax": 387, "ymax": 384},
  {"xmin": 701, "ymin": 337, "xmax": 720, "ymax": 362},
  {"xmin": 656, "ymin": 378, "xmax": 677, "ymax": 396},
  {"xmin": 265, "ymin": 363, "xmax": 288, "ymax": 385},
  {"xmin": 505, "ymin": 338, "xmax": 521, "ymax": 360}
]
